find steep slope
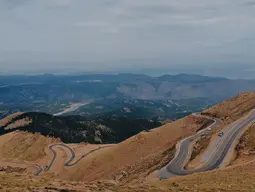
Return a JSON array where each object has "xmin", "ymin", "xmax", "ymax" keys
[
  {"xmin": 0, "ymin": 92, "xmax": 254, "ymax": 191},
  {"xmin": 0, "ymin": 131, "xmax": 57, "ymax": 161},
  {"xmin": 0, "ymin": 112, "xmax": 24, "ymax": 127},
  {"xmin": 183, "ymin": 92, "xmax": 255, "ymax": 170},
  {"xmin": 232, "ymin": 123, "xmax": 255, "ymax": 165},
  {"xmin": 162, "ymin": 160, "xmax": 255, "ymax": 192},
  {"xmin": 0, "ymin": 131, "xmax": 57, "ymax": 176},
  {"xmin": 1, "ymin": 160, "xmax": 255, "ymax": 192},
  {"xmin": 62, "ymin": 115, "xmax": 213, "ymax": 182},
  {"xmin": 202, "ymin": 92, "xmax": 255, "ymax": 123},
  {"xmin": 0, "ymin": 112, "xmax": 161, "ymax": 143},
  {"xmin": 61, "ymin": 92, "xmax": 255, "ymax": 183}
]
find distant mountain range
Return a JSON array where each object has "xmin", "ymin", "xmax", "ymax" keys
[{"xmin": 0, "ymin": 73, "xmax": 254, "ymax": 118}]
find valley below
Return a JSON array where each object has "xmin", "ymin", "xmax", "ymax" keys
[
  {"xmin": 0, "ymin": 92, "xmax": 254, "ymax": 191},
  {"xmin": 0, "ymin": 74, "xmax": 255, "ymax": 192}
]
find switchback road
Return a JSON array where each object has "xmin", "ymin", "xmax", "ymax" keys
[
  {"xmin": 2, "ymin": 161, "xmax": 43, "ymax": 176},
  {"xmin": 158, "ymin": 109, "xmax": 255, "ymax": 179},
  {"xmin": 45, "ymin": 144, "xmax": 111, "ymax": 171}
]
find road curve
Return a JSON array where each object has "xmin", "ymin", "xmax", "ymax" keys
[
  {"xmin": 158, "ymin": 109, "xmax": 255, "ymax": 179},
  {"xmin": 2, "ymin": 144, "xmax": 112, "ymax": 175},
  {"xmin": 2, "ymin": 161, "xmax": 43, "ymax": 176},
  {"xmin": 45, "ymin": 143, "xmax": 112, "ymax": 171}
]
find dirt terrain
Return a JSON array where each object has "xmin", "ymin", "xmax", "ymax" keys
[
  {"xmin": 185, "ymin": 134, "xmax": 211, "ymax": 170},
  {"xmin": 60, "ymin": 92, "xmax": 255, "ymax": 183},
  {"xmin": 231, "ymin": 123, "xmax": 255, "ymax": 165},
  {"xmin": 62, "ymin": 115, "xmax": 212, "ymax": 182},
  {"xmin": 0, "ymin": 92, "xmax": 254, "ymax": 191},
  {"xmin": 0, "ymin": 114, "xmax": 213, "ymax": 183},
  {"xmin": 185, "ymin": 92, "xmax": 255, "ymax": 170},
  {"xmin": 162, "ymin": 159, "xmax": 255, "ymax": 192},
  {"xmin": 1, "ymin": 159, "xmax": 255, "ymax": 192},
  {"xmin": 0, "ymin": 131, "xmax": 113, "ymax": 178},
  {"xmin": 0, "ymin": 131, "xmax": 57, "ymax": 161},
  {"xmin": 202, "ymin": 92, "xmax": 255, "ymax": 123}
]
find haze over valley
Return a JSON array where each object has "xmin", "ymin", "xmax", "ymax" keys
[
  {"xmin": 1, "ymin": 0, "xmax": 255, "ymax": 191},
  {"xmin": 0, "ymin": 73, "xmax": 254, "ymax": 120}
]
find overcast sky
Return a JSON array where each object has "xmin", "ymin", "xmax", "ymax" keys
[{"xmin": 0, "ymin": 0, "xmax": 255, "ymax": 78}]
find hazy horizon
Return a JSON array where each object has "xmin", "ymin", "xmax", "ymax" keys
[
  {"xmin": 0, "ymin": 69, "xmax": 254, "ymax": 80},
  {"xmin": 0, "ymin": 0, "xmax": 255, "ymax": 79}
]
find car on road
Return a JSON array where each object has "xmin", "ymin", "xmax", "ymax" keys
[
  {"xmin": 218, "ymin": 132, "xmax": 224, "ymax": 137},
  {"xmin": 207, "ymin": 127, "xmax": 212, "ymax": 131}
]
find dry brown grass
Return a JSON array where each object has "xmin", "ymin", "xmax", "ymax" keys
[
  {"xmin": 58, "ymin": 93, "xmax": 255, "ymax": 183},
  {"xmin": 0, "ymin": 131, "xmax": 56, "ymax": 161},
  {"xmin": 1, "ymin": 160, "xmax": 255, "ymax": 192},
  {"xmin": 162, "ymin": 160, "xmax": 255, "ymax": 192},
  {"xmin": 186, "ymin": 92, "xmax": 255, "ymax": 169},
  {"xmin": 4, "ymin": 117, "xmax": 32, "ymax": 130},
  {"xmin": 63, "ymin": 115, "xmax": 212, "ymax": 182},
  {"xmin": 0, "ymin": 171, "xmax": 160, "ymax": 192},
  {"xmin": 202, "ymin": 92, "xmax": 255, "ymax": 123},
  {"xmin": 1, "ymin": 92, "xmax": 255, "ymax": 191},
  {"xmin": 0, "ymin": 112, "xmax": 24, "ymax": 127},
  {"xmin": 231, "ymin": 123, "xmax": 255, "ymax": 165},
  {"xmin": 241, "ymin": 124, "xmax": 255, "ymax": 151},
  {"xmin": 185, "ymin": 135, "xmax": 211, "ymax": 170}
]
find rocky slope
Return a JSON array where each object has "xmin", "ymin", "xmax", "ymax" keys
[{"xmin": 232, "ymin": 123, "xmax": 255, "ymax": 165}]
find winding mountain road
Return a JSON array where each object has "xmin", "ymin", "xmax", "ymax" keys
[
  {"xmin": 158, "ymin": 109, "xmax": 255, "ymax": 179},
  {"xmin": 2, "ymin": 109, "xmax": 254, "ymax": 178},
  {"xmin": 45, "ymin": 144, "xmax": 112, "ymax": 171},
  {"xmin": 2, "ymin": 144, "xmax": 112, "ymax": 176},
  {"xmin": 2, "ymin": 161, "xmax": 43, "ymax": 176}
]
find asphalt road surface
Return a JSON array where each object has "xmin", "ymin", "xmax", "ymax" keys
[
  {"xmin": 45, "ymin": 144, "xmax": 111, "ymax": 171},
  {"xmin": 2, "ymin": 161, "xmax": 43, "ymax": 176},
  {"xmin": 2, "ymin": 144, "xmax": 112, "ymax": 176},
  {"xmin": 158, "ymin": 109, "xmax": 255, "ymax": 179}
]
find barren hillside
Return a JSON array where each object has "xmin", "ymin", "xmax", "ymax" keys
[
  {"xmin": 0, "ymin": 92, "xmax": 254, "ymax": 191},
  {"xmin": 232, "ymin": 123, "xmax": 255, "ymax": 165},
  {"xmin": 61, "ymin": 92, "xmax": 255, "ymax": 183},
  {"xmin": 61, "ymin": 115, "xmax": 212, "ymax": 182},
  {"xmin": 157, "ymin": 159, "xmax": 255, "ymax": 192},
  {"xmin": 185, "ymin": 92, "xmax": 255, "ymax": 170},
  {"xmin": 0, "ymin": 131, "xmax": 57, "ymax": 161},
  {"xmin": 202, "ymin": 92, "xmax": 255, "ymax": 123},
  {"xmin": 1, "ymin": 159, "xmax": 255, "ymax": 192}
]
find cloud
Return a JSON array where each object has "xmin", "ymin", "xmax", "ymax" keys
[
  {"xmin": 0, "ymin": 0, "xmax": 254, "ymax": 77},
  {"xmin": 52, "ymin": 0, "xmax": 73, "ymax": 6},
  {"xmin": 73, "ymin": 21, "xmax": 109, "ymax": 28}
]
